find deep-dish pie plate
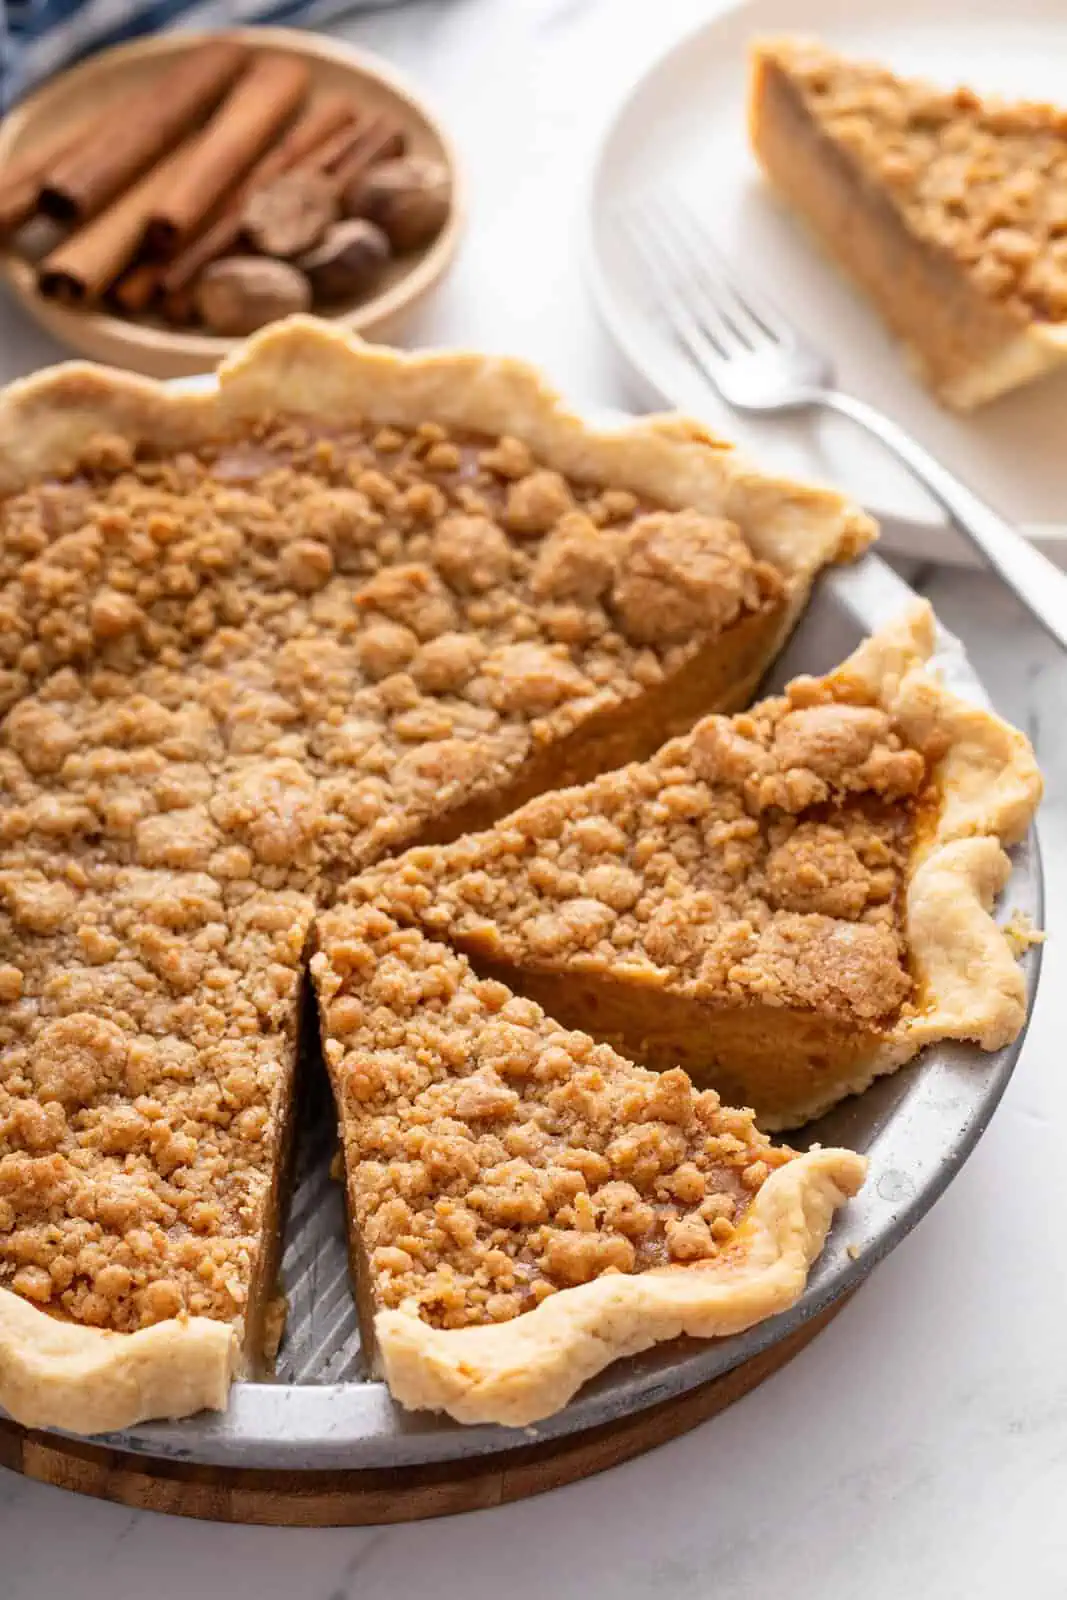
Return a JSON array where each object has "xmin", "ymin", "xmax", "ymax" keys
[{"xmin": 17, "ymin": 383, "xmax": 1042, "ymax": 1470}]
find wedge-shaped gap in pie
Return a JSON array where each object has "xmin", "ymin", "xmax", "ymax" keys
[
  {"xmin": 749, "ymin": 36, "xmax": 1067, "ymax": 408},
  {"xmin": 348, "ymin": 604, "xmax": 1042, "ymax": 1130},
  {"xmin": 310, "ymin": 905, "xmax": 866, "ymax": 1427},
  {"xmin": 271, "ymin": 989, "xmax": 364, "ymax": 1386}
]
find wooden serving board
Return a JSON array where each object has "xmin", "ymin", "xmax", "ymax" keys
[
  {"xmin": 0, "ymin": 28, "xmax": 463, "ymax": 377},
  {"xmin": 0, "ymin": 1297, "xmax": 847, "ymax": 1526}
]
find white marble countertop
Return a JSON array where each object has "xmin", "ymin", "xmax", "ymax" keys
[{"xmin": 2, "ymin": 2, "xmax": 1067, "ymax": 1594}]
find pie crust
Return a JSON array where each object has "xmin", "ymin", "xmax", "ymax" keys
[
  {"xmin": 0, "ymin": 317, "xmax": 872, "ymax": 859},
  {"xmin": 348, "ymin": 603, "xmax": 1042, "ymax": 1128},
  {"xmin": 0, "ymin": 1289, "xmax": 234, "ymax": 1434},
  {"xmin": 749, "ymin": 38, "xmax": 1067, "ymax": 409},
  {"xmin": 311, "ymin": 905, "xmax": 867, "ymax": 1428},
  {"xmin": 0, "ymin": 317, "xmax": 872, "ymax": 1434},
  {"xmin": 377, "ymin": 1146, "xmax": 863, "ymax": 1427}
]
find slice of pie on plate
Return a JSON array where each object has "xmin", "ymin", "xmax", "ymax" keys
[
  {"xmin": 749, "ymin": 37, "xmax": 1067, "ymax": 409},
  {"xmin": 346, "ymin": 604, "xmax": 1042, "ymax": 1130},
  {"xmin": 0, "ymin": 317, "xmax": 871, "ymax": 1434},
  {"xmin": 311, "ymin": 904, "xmax": 866, "ymax": 1427}
]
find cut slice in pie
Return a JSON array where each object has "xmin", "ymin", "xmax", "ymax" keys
[
  {"xmin": 749, "ymin": 37, "xmax": 1067, "ymax": 408},
  {"xmin": 310, "ymin": 904, "xmax": 866, "ymax": 1427},
  {"xmin": 347, "ymin": 604, "xmax": 1042, "ymax": 1130}
]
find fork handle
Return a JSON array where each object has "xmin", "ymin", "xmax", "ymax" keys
[{"xmin": 818, "ymin": 388, "xmax": 1067, "ymax": 653}]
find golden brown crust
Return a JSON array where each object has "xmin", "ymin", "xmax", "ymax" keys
[
  {"xmin": 835, "ymin": 607, "xmax": 1042, "ymax": 1074},
  {"xmin": 376, "ymin": 1147, "xmax": 865, "ymax": 1426}
]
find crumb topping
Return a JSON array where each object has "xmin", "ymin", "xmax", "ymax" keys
[
  {"xmin": 352, "ymin": 672, "xmax": 932, "ymax": 1025},
  {"xmin": 0, "ymin": 412, "xmax": 784, "ymax": 1340},
  {"xmin": 776, "ymin": 40, "xmax": 1067, "ymax": 323},
  {"xmin": 313, "ymin": 907, "xmax": 794, "ymax": 1329}
]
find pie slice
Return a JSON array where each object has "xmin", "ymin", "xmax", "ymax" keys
[
  {"xmin": 749, "ymin": 37, "xmax": 1067, "ymax": 408},
  {"xmin": 0, "ymin": 843, "xmax": 313, "ymax": 1433},
  {"xmin": 347, "ymin": 604, "xmax": 1042, "ymax": 1129},
  {"xmin": 311, "ymin": 904, "xmax": 866, "ymax": 1426}
]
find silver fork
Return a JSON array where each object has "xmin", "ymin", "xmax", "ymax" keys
[{"xmin": 619, "ymin": 191, "xmax": 1067, "ymax": 653}]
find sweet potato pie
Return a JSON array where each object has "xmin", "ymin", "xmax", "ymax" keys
[{"xmin": 0, "ymin": 318, "xmax": 1038, "ymax": 1434}]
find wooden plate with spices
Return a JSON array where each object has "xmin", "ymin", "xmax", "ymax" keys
[{"xmin": 0, "ymin": 27, "xmax": 463, "ymax": 376}]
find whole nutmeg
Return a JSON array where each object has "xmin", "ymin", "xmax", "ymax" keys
[
  {"xmin": 297, "ymin": 219, "xmax": 391, "ymax": 303},
  {"xmin": 196, "ymin": 257, "xmax": 311, "ymax": 336},
  {"xmin": 243, "ymin": 171, "xmax": 339, "ymax": 258},
  {"xmin": 342, "ymin": 155, "xmax": 451, "ymax": 252}
]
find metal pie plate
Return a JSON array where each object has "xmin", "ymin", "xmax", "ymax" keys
[{"xmin": 26, "ymin": 388, "xmax": 1043, "ymax": 1471}]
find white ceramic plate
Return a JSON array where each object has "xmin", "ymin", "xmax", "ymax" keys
[{"xmin": 588, "ymin": 0, "xmax": 1067, "ymax": 568}]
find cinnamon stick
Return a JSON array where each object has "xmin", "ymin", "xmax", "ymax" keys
[
  {"xmin": 143, "ymin": 54, "xmax": 311, "ymax": 258},
  {"xmin": 0, "ymin": 175, "xmax": 49, "ymax": 239},
  {"xmin": 0, "ymin": 117, "xmax": 96, "ymax": 237},
  {"xmin": 38, "ymin": 135, "xmax": 200, "ymax": 305},
  {"xmin": 39, "ymin": 40, "xmax": 249, "ymax": 224},
  {"xmin": 332, "ymin": 116, "xmax": 407, "ymax": 193},
  {"xmin": 110, "ymin": 260, "xmax": 163, "ymax": 314},
  {"xmin": 0, "ymin": 120, "xmax": 86, "ymax": 200},
  {"xmin": 157, "ymin": 95, "xmax": 357, "ymax": 297}
]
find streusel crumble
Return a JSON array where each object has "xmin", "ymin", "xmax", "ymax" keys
[
  {"xmin": 347, "ymin": 664, "xmax": 929, "ymax": 1125},
  {"xmin": 0, "ymin": 413, "xmax": 793, "ymax": 877},
  {"xmin": 311, "ymin": 904, "xmax": 867, "ymax": 1424},
  {"xmin": 313, "ymin": 905, "xmax": 796, "ymax": 1326},
  {"xmin": 775, "ymin": 41, "xmax": 1067, "ymax": 324},
  {"xmin": 0, "ymin": 831, "xmax": 312, "ymax": 1340},
  {"xmin": 0, "ymin": 323, "xmax": 1035, "ymax": 1434}
]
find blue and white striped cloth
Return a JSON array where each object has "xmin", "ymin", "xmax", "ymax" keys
[{"xmin": 1, "ymin": 0, "xmax": 414, "ymax": 108}]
